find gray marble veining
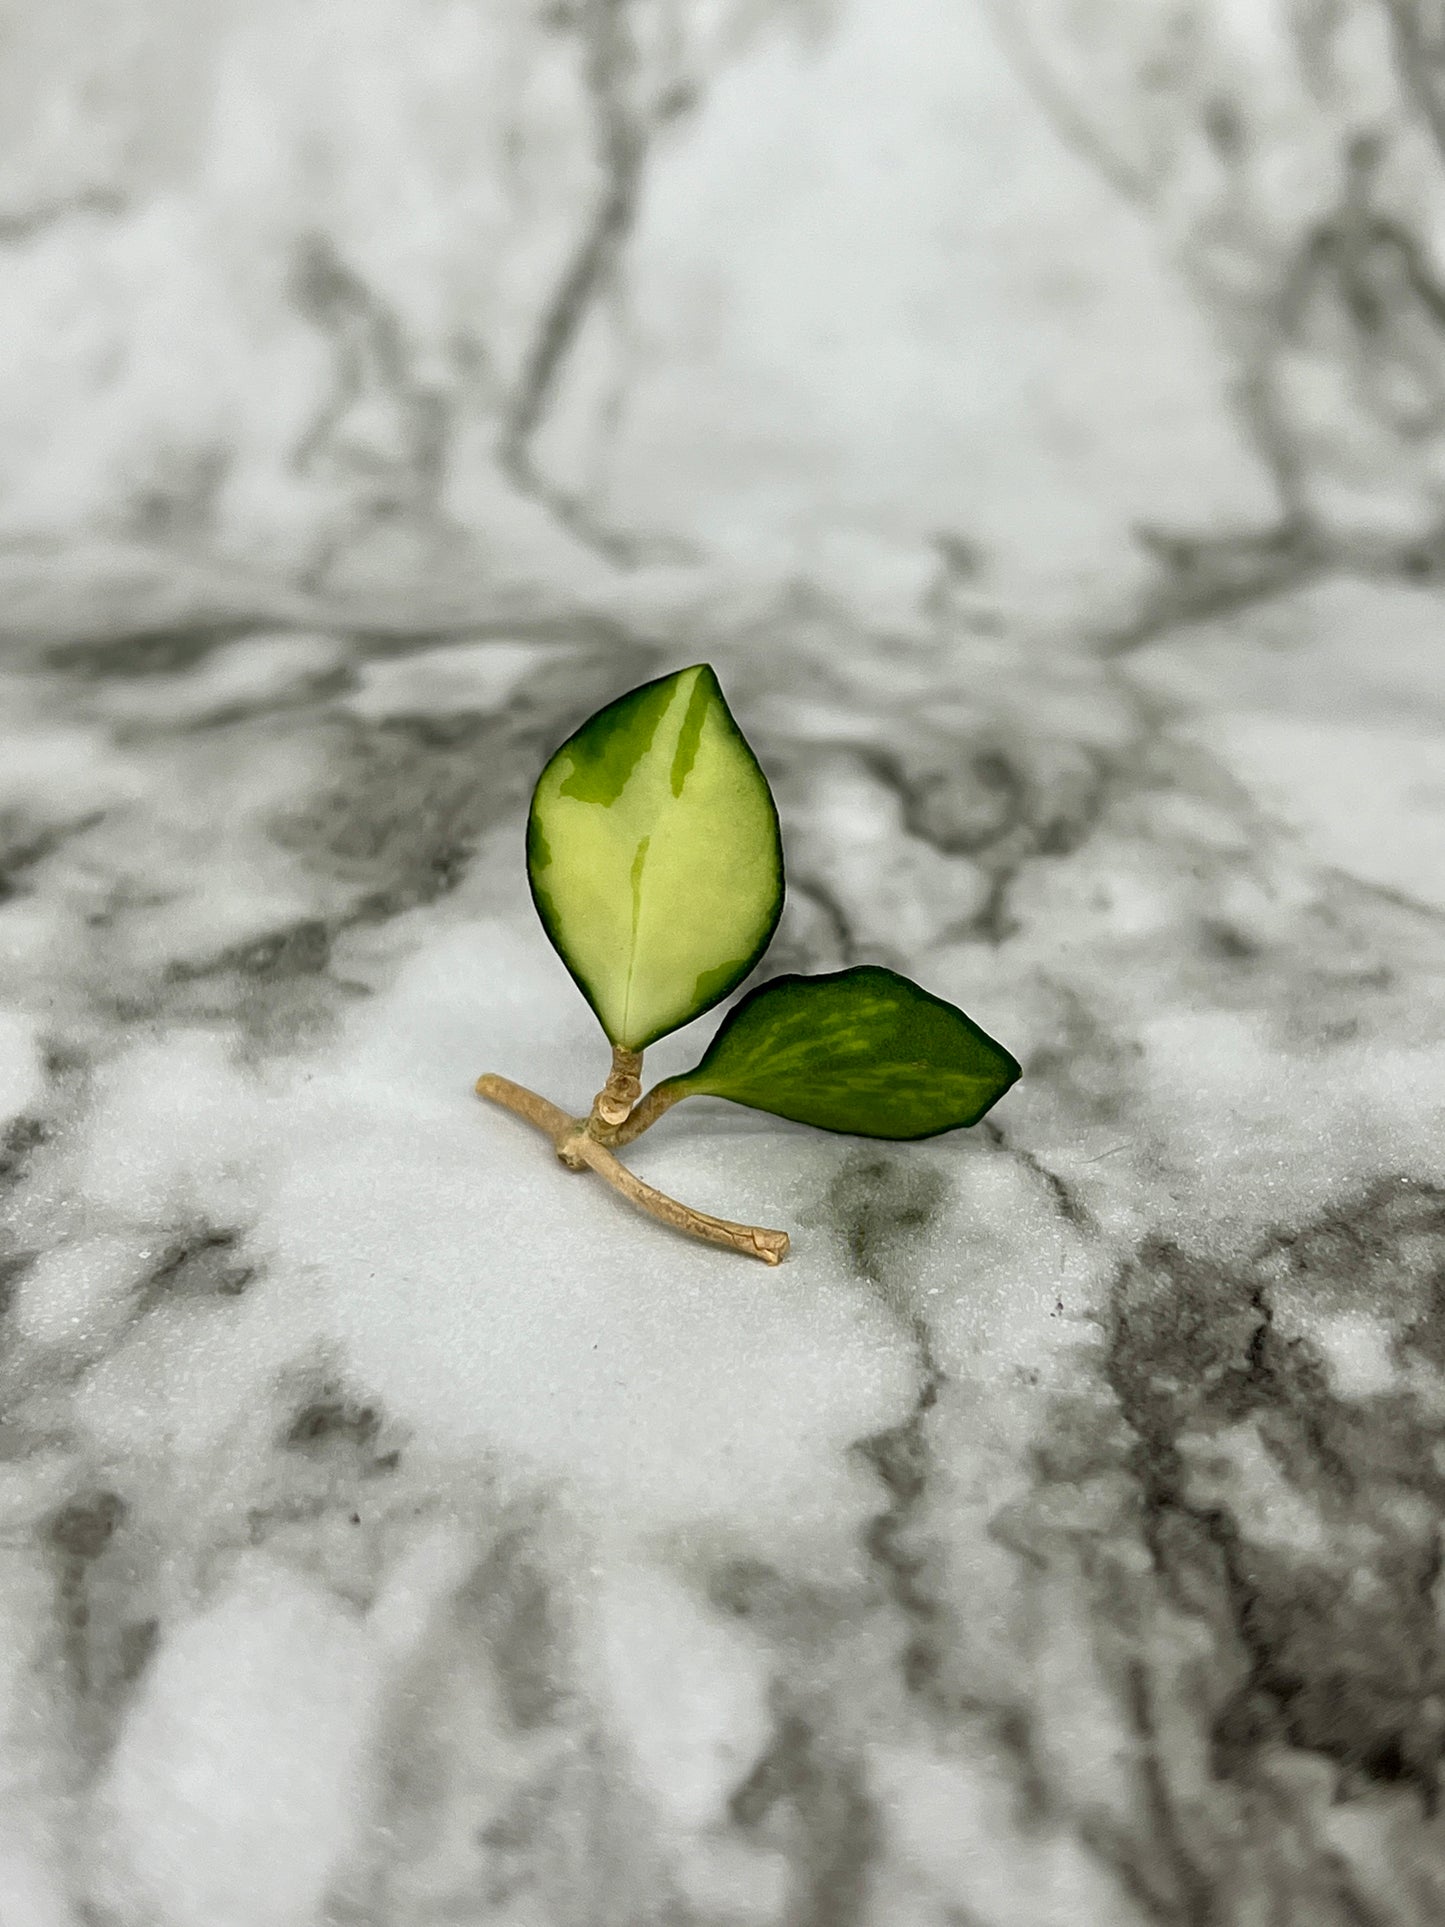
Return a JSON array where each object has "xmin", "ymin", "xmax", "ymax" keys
[{"xmin": 1, "ymin": 4, "xmax": 1444, "ymax": 1925}]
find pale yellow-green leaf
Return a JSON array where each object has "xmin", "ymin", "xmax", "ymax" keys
[{"xmin": 526, "ymin": 663, "xmax": 784, "ymax": 1049}]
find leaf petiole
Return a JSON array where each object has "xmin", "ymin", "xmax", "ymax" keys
[
  {"xmin": 601, "ymin": 1077, "xmax": 685, "ymax": 1147},
  {"xmin": 588, "ymin": 1045, "xmax": 644, "ymax": 1130}
]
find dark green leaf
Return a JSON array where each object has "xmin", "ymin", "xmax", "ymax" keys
[{"xmin": 666, "ymin": 965, "xmax": 1020, "ymax": 1138}]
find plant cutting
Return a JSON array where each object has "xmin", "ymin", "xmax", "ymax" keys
[{"xmin": 476, "ymin": 663, "xmax": 1020, "ymax": 1264}]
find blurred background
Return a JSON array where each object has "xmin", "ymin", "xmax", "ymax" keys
[{"xmin": 8, "ymin": 0, "xmax": 1445, "ymax": 635}]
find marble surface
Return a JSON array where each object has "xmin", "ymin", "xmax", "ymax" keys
[{"xmin": 2, "ymin": 3, "xmax": 1445, "ymax": 1924}]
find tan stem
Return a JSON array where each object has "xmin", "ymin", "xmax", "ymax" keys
[
  {"xmin": 475, "ymin": 1072, "xmax": 787, "ymax": 1265},
  {"xmin": 561, "ymin": 1130, "xmax": 788, "ymax": 1266},
  {"xmin": 474, "ymin": 1073, "xmax": 575, "ymax": 1140},
  {"xmin": 604, "ymin": 1079, "xmax": 686, "ymax": 1147}
]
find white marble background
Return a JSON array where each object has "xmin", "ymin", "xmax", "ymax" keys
[{"xmin": 1, "ymin": 3, "xmax": 1445, "ymax": 1924}]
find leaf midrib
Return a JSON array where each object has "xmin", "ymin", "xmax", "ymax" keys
[
  {"xmin": 619, "ymin": 669, "xmax": 697, "ymax": 1040},
  {"xmin": 621, "ymin": 833, "xmax": 650, "ymax": 1041}
]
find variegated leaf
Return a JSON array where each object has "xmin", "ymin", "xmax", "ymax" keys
[{"xmin": 526, "ymin": 664, "xmax": 784, "ymax": 1049}]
